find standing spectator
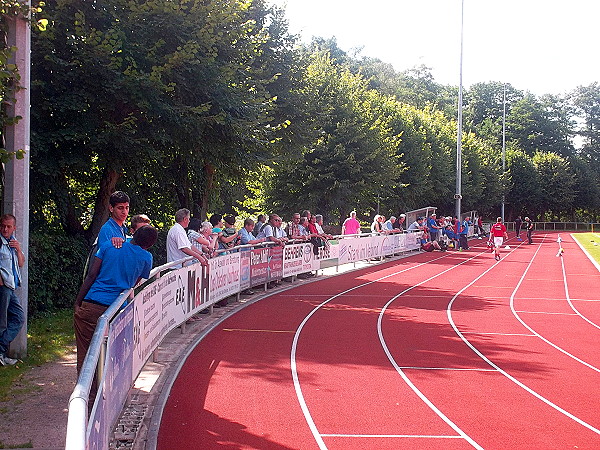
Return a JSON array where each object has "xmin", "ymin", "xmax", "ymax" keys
[
  {"xmin": 219, "ymin": 215, "xmax": 239, "ymax": 250},
  {"xmin": 187, "ymin": 218, "xmax": 218, "ymax": 257},
  {"xmin": 74, "ymin": 226, "xmax": 157, "ymax": 397},
  {"xmin": 515, "ymin": 215, "xmax": 523, "ymax": 241},
  {"xmin": 167, "ymin": 209, "xmax": 208, "ymax": 267},
  {"xmin": 490, "ymin": 217, "xmax": 509, "ymax": 261},
  {"xmin": 371, "ymin": 214, "xmax": 384, "ymax": 234},
  {"xmin": 97, "ymin": 191, "xmax": 130, "ymax": 248},
  {"xmin": 129, "ymin": 214, "xmax": 151, "ymax": 235},
  {"xmin": 393, "ymin": 214, "xmax": 406, "ymax": 231},
  {"xmin": 524, "ymin": 217, "xmax": 534, "ymax": 244},
  {"xmin": 257, "ymin": 214, "xmax": 288, "ymax": 246},
  {"xmin": 458, "ymin": 216, "xmax": 472, "ymax": 251},
  {"xmin": 252, "ymin": 214, "xmax": 267, "ymax": 237},
  {"xmin": 342, "ymin": 211, "xmax": 361, "ymax": 236},
  {"xmin": 0, "ymin": 214, "xmax": 25, "ymax": 366},
  {"xmin": 383, "ymin": 216, "xmax": 397, "ymax": 232},
  {"xmin": 427, "ymin": 213, "xmax": 441, "ymax": 242},
  {"xmin": 314, "ymin": 215, "xmax": 333, "ymax": 240},
  {"xmin": 408, "ymin": 216, "xmax": 425, "ymax": 231},
  {"xmin": 239, "ymin": 219, "xmax": 267, "ymax": 247},
  {"xmin": 285, "ymin": 213, "xmax": 304, "ymax": 240}
]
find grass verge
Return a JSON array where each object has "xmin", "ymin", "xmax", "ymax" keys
[
  {"xmin": 572, "ymin": 232, "xmax": 600, "ymax": 265},
  {"xmin": 0, "ymin": 308, "xmax": 74, "ymax": 401}
]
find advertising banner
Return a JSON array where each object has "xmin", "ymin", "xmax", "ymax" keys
[
  {"xmin": 267, "ymin": 246, "xmax": 283, "ymax": 281},
  {"xmin": 209, "ymin": 252, "xmax": 241, "ymax": 303},
  {"xmin": 249, "ymin": 247, "xmax": 269, "ymax": 286}
]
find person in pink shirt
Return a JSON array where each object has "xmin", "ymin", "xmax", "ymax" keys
[{"xmin": 342, "ymin": 211, "xmax": 361, "ymax": 236}]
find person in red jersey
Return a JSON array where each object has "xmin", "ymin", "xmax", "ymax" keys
[{"xmin": 490, "ymin": 217, "xmax": 509, "ymax": 261}]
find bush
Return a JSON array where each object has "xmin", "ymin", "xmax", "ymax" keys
[{"xmin": 28, "ymin": 232, "xmax": 88, "ymax": 315}]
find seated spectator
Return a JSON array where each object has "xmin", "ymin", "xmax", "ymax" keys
[
  {"xmin": 187, "ymin": 218, "xmax": 218, "ymax": 257},
  {"xmin": 342, "ymin": 211, "xmax": 361, "ymax": 236},
  {"xmin": 129, "ymin": 214, "xmax": 151, "ymax": 235},
  {"xmin": 420, "ymin": 230, "xmax": 441, "ymax": 251},
  {"xmin": 442, "ymin": 225, "xmax": 459, "ymax": 249}
]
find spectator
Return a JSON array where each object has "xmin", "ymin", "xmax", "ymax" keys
[
  {"xmin": 97, "ymin": 191, "xmax": 130, "ymax": 249},
  {"xmin": 515, "ymin": 215, "xmax": 523, "ymax": 241},
  {"xmin": 393, "ymin": 214, "xmax": 406, "ymax": 231},
  {"xmin": 252, "ymin": 214, "xmax": 267, "ymax": 237},
  {"xmin": 129, "ymin": 214, "xmax": 151, "ymax": 235},
  {"xmin": 474, "ymin": 215, "xmax": 486, "ymax": 238},
  {"xmin": 166, "ymin": 208, "xmax": 208, "ymax": 267},
  {"xmin": 74, "ymin": 226, "xmax": 158, "ymax": 393},
  {"xmin": 314, "ymin": 215, "xmax": 333, "ymax": 240},
  {"xmin": 0, "ymin": 214, "xmax": 25, "ymax": 366},
  {"xmin": 299, "ymin": 217, "xmax": 314, "ymax": 238},
  {"xmin": 257, "ymin": 214, "xmax": 288, "ymax": 246},
  {"xmin": 408, "ymin": 216, "xmax": 425, "ymax": 231},
  {"xmin": 285, "ymin": 213, "xmax": 306, "ymax": 241},
  {"xmin": 371, "ymin": 214, "xmax": 384, "ymax": 234},
  {"xmin": 383, "ymin": 216, "xmax": 397, "ymax": 232},
  {"xmin": 209, "ymin": 214, "xmax": 224, "ymax": 233},
  {"xmin": 342, "ymin": 211, "xmax": 361, "ymax": 236},
  {"xmin": 187, "ymin": 218, "xmax": 218, "ymax": 257},
  {"xmin": 239, "ymin": 218, "xmax": 267, "ymax": 247},
  {"xmin": 427, "ymin": 213, "xmax": 441, "ymax": 241},
  {"xmin": 442, "ymin": 225, "xmax": 459, "ymax": 249},
  {"xmin": 219, "ymin": 215, "xmax": 239, "ymax": 250},
  {"xmin": 458, "ymin": 216, "xmax": 471, "ymax": 251},
  {"xmin": 420, "ymin": 229, "xmax": 441, "ymax": 251}
]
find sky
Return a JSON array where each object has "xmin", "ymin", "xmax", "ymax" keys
[{"xmin": 268, "ymin": 0, "xmax": 599, "ymax": 96}]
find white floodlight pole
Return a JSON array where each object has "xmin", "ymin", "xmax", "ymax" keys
[
  {"xmin": 501, "ymin": 83, "xmax": 506, "ymax": 222},
  {"xmin": 455, "ymin": 0, "xmax": 465, "ymax": 219}
]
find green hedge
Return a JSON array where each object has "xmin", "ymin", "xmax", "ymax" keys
[{"xmin": 28, "ymin": 232, "xmax": 89, "ymax": 315}]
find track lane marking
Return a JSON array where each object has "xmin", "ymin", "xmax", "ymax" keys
[
  {"xmin": 291, "ymin": 252, "xmax": 455, "ymax": 450},
  {"xmin": 320, "ymin": 433, "xmax": 463, "ymax": 439},
  {"xmin": 222, "ymin": 328, "xmax": 295, "ymax": 333},
  {"xmin": 445, "ymin": 234, "xmax": 600, "ymax": 436}
]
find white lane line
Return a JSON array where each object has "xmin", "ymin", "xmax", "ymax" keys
[
  {"xmin": 461, "ymin": 332, "xmax": 536, "ymax": 336},
  {"xmin": 508, "ymin": 239, "xmax": 600, "ymax": 374},
  {"xmin": 514, "ymin": 311, "xmax": 579, "ymax": 315},
  {"xmin": 376, "ymin": 250, "xmax": 500, "ymax": 450},
  {"xmin": 320, "ymin": 434, "xmax": 463, "ymax": 439},
  {"xmin": 446, "ymin": 234, "xmax": 600, "ymax": 436},
  {"xmin": 399, "ymin": 366, "xmax": 496, "ymax": 372},
  {"xmin": 559, "ymin": 243, "xmax": 600, "ymax": 330},
  {"xmin": 290, "ymin": 252, "xmax": 453, "ymax": 450}
]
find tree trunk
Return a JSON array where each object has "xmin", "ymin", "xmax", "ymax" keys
[
  {"xmin": 85, "ymin": 167, "xmax": 121, "ymax": 245},
  {"xmin": 53, "ymin": 171, "xmax": 85, "ymax": 237}
]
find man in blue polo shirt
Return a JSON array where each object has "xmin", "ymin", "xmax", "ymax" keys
[{"xmin": 74, "ymin": 225, "xmax": 157, "ymax": 374}]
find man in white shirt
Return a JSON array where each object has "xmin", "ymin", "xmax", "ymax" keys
[
  {"xmin": 257, "ymin": 214, "xmax": 288, "ymax": 246},
  {"xmin": 166, "ymin": 209, "xmax": 208, "ymax": 267}
]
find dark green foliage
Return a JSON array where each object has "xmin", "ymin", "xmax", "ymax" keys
[{"xmin": 28, "ymin": 231, "xmax": 88, "ymax": 315}]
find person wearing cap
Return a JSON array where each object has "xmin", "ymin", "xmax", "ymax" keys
[{"xmin": 427, "ymin": 213, "xmax": 441, "ymax": 242}]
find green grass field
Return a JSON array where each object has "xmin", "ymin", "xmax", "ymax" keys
[{"xmin": 572, "ymin": 232, "xmax": 600, "ymax": 265}]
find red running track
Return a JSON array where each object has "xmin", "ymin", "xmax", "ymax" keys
[{"xmin": 157, "ymin": 232, "xmax": 600, "ymax": 449}]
